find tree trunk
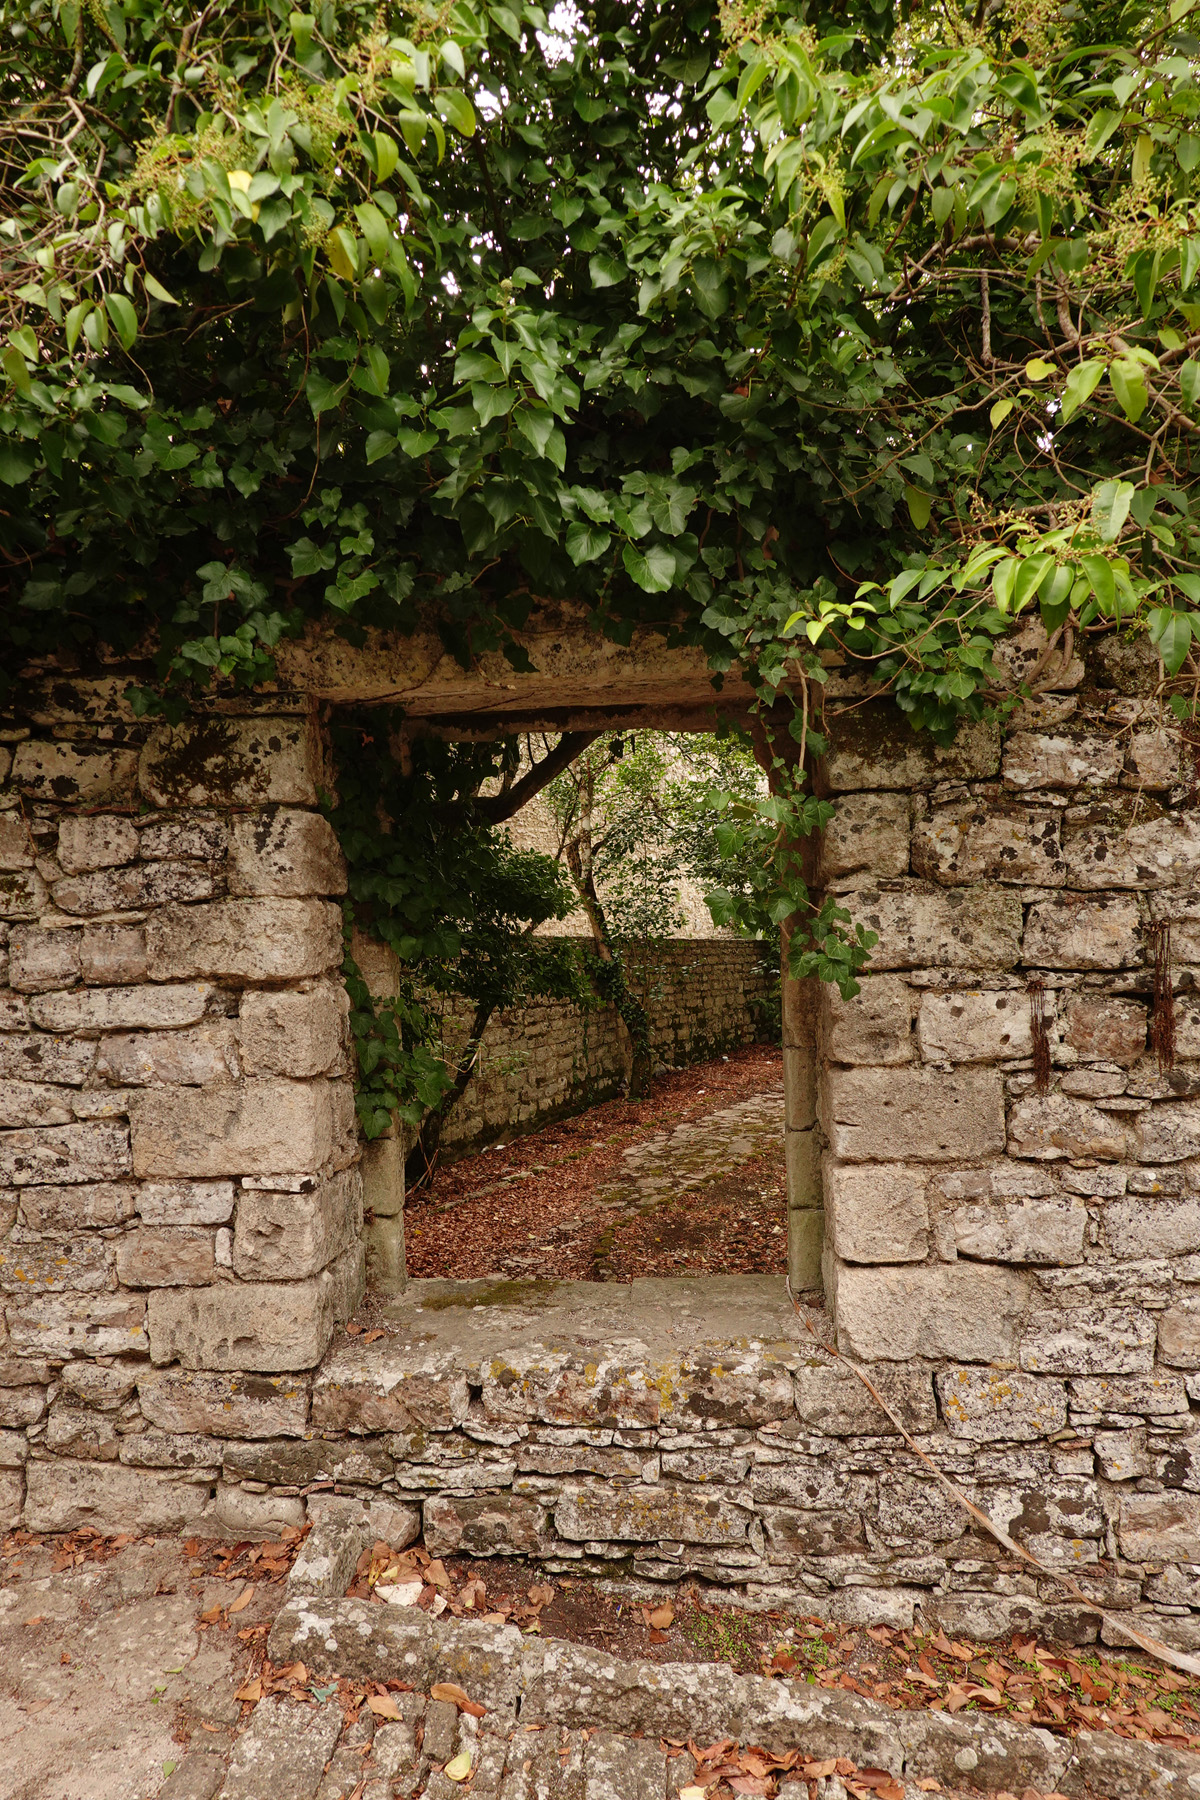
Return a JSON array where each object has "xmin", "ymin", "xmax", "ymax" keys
[
  {"xmin": 563, "ymin": 794, "xmax": 652, "ymax": 1101},
  {"xmin": 405, "ymin": 995, "xmax": 496, "ymax": 1193}
]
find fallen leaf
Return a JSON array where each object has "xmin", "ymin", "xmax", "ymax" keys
[
  {"xmin": 443, "ymin": 1750, "xmax": 473, "ymax": 1781},
  {"xmin": 648, "ymin": 1601, "xmax": 675, "ymax": 1630},
  {"xmin": 528, "ymin": 1583, "xmax": 555, "ymax": 1610},
  {"xmin": 679, "ymin": 1790, "xmax": 708, "ymax": 1800},
  {"xmin": 184, "ymin": 1540, "xmax": 201, "ymax": 1557},
  {"xmin": 363, "ymin": 1329, "xmax": 386, "ymax": 1343},
  {"xmin": 345, "ymin": 1321, "xmax": 362, "ymax": 1335},
  {"xmin": 228, "ymin": 1584, "xmax": 255, "ymax": 1615},
  {"xmin": 367, "ymin": 1693, "xmax": 402, "ymax": 1720},
  {"xmin": 235, "ymin": 1678, "xmax": 262, "ymax": 1703},
  {"xmin": 729, "ymin": 1778, "xmax": 771, "ymax": 1795},
  {"xmin": 800, "ymin": 1760, "xmax": 838, "ymax": 1778},
  {"xmin": 430, "ymin": 1681, "xmax": 487, "ymax": 1718},
  {"xmin": 23, "ymin": 1616, "xmax": 44, "ymax": 1627},
  {"xmin": 425, "ymin": 1558, "xmax": 452, "ymax": 1590},
  {"xmin": 162, "ymin": 1763, "xmax": 177, "ymax": 1779}
]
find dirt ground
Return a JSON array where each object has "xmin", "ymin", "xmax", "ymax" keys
[{"xmin": 405, "ymin": 1043, "xmax": 787, "ymax": 1281}]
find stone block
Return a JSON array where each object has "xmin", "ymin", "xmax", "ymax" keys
[
  {"xmin": 0, "ymin": 868, "xmax": 48, "ymax": 920},
  {"xmin": 361, "ymin": 1132, "xmax": 404, "ymax": 1219},
  {"xmin": 148, "ymin": 1275, "xmax": 334, "ymax": 1371},
  {"xmin": 18, "ymin": 1181, "xmax": 137, "ymax": 1230},
  {"xmin": 1065, "ymin": 814, "xmax": 1200, "ymax": 890},
  {"xmin": 0, "ymin": 813, "xmax": 33, "ymax": 870},
  {"xmin": 936, "ymin": 1367, "xmax": 1068, "ymax": 1441},
  {"xmin": 816, "ymin": 792, "xmax": 909, "ymax": 887},
  {"xmin": 227, "ymin": 808, "xmax": 347, "ymax": 897},
  {"xmin": 1023, "ymin": 897, "xmax": 1142, "ymax": 971},
  {"xmin": 53, "ymin": 861, "xmax": 214, "ymax": 916},
  {"xmin": 0, "ymin": 1468, "xmax": 22, "ymax": 1529},
  {"xmin": 135, "ymin": 1180, "xmax": 235, "ymax": 1225},
  {"xmin": 139, "ymin": 813, "xmax": 229, "ymax": 861},
  {"xmin": 146, "ymin": 897, "xmax": 342, "ymax": 982},
  {"xmin": 224, "ymin": 1435, "xmax": 392, "ymax": 1487},
  {"xmin": 213, "ymin": 1480, "xmax": 306, "ymax": 1541},
  {"xmin": 1007, "ymin": 1094, "xmax": 1127, "ymax": 1161},
  {"xmin": 824, "ymin": 1158, "xmax": 928, "ymax": 1262},
  {"xmin": 479, "ymin": 1346, "xmax": 660, "ymax": 1429},
  {"xmin": 1002, "ymin": 732, "xmax": 1124, "ymax": 790},
  {"xmin": 822, "ymin": 1065, "xmax": 1005, "ymax": 1162},
  {"xmin": 10, "ymin": 740, "xmax": 138, "ymax": 804},
  {"xmin": 0, "ymin": 1080, "xmax": 73, "ymax": 1127},
  {"xmin": 1119, "ymin": 1492, "xmax": 1200, "ymax": 1563},
  {"xmin": 115, "ymin": 1226, "xmax": 216, "ymax": 1288},
  {"xmin": 23, "ymin": 1458, "xmax": 211, "ymax": 1535},
  {"xmin": 555, "ymin": 1481, "xmax": 750, "ymax": 1546},
  {"xmin": 233, "ymin": 1169, "xmax": 361, "ymax": 1280},
  {"xmin": 0, "ymin": 995, "xmax": 30, "ymax": 1031},
  {"xmin": 284, "ymin": 1514, "xmax": 370, "ymax": 1597},
  {"xmin": 1105, "ymin": 1195, "xmax": 1200, "ymax": 1257},
  {"xmin": 0, "ymin": 1232, "xmax": 111, "ymax": 1292},
  {"xmin": 4, "ymin": 1292, "xmax": 146, "ymax": 1358},
  {"xmin": 792, "ymin": 1360, "xmax": 937, "ymax": 1435},
  {"xmin": 56, "ymin": 815, "xmax": 139, "ymax": 874},
  {"xmin": 130, "ymin": 1078, "xmax": 338, "ymax": 1178},
  {"xmin": 1071, "ymin": 1373, "xmax": 1188, "ymax": 1417},
  {"xmin": 97, "ymin": 1022, "xmax": 238, "ymax": 1088},
  {"xmin": 313, "ymin": 1344, "xmax": 470, "ymax": 1433},
  {"xmin": 0, "ymin": 1033, "xmax": 94, "ymax": 1086},
  {"xmin": 783, "ymin": 1041, "xmax": 816, "ymax": 1130},
  {"xmin": 79, "ymin": 922, "xmax": 148, "ymax": 985},
  {"xmin": 60, "ymin": 1361, "xmax": 138, "ymax": 1408},
  {"xmin": 0, "ymin": 1387, "xmax": 45, "ymax": 1427},
  {"xmin": 0, "ymin": 1432, "xmax": 28, "ymax": 1466},
  {"xmin": 912, "ymin": 803, "xmax": 1065, "ymax": 888},
  {"xmin": 139, "ymin": 716, "xmax": 322, "ymax": 808},
  {"xmin": 1063, "ymin": 995, "xmax": 1147, "ymax": 1064},
  {"xmin": 424, "ymin": 1493, "xmax": 550, "ymax": 1558},
  {"xmin": 136, "ymin": 1368, "xmax": 310, "ymax": 1437},
  {"xmin": 33, "ymin": 982, "xmax": 215, "ymax": 1035},
  {"xmin": 787, "ymin": 1201, "xmax": 823, "ymax": 1291},
  {"xmin": 0, "ymin": 1120, "xmax": 131, "ymax": 1185},
  {"xmin": 951, "ymin": 1199, "xmax": 1087, "ymax": 1265},
  {"xmin": 852, "ymin": 885, "xmax": 1023, "ymax": 972},
  {"xmin": 1158, "ymin": 1297, "xmax": 1200, "ymax": 1369},
  {"xmin": 917, "ymin": 988, "xmax": 1034, "ymax": 1063},
  {"xmin": 1020, "ymin": 1306, "xmax": 1155, "ymax": 1375},
  {"xmin": 822, "ymin": 711, "xmax": 1000, "ymax": 793},
  {"xmin": 46, "ymin": 1399, "xmax": 122, "ymax": 1461},
  {"xmin": 830, "ymin": 1260, "xmax": 1029, "ymax": 1362},
  {"xmin": 306, "ymin": 1492, "xmax": 421, "ymax": 1547},
  {"xmin": 7, "ymin": 927, "xmax": 81, "ymax": 994},
  {"xmin": 1134, "ymin": 1101, "xmax": 1200, "ymax": 1164},
  {"xmin": 238, "ymin": 983, "xmax": 347, "ymax": 1078},
  {"xmin": 819, "ymin": 975, "xmax": 914, "ymax": 1066}
]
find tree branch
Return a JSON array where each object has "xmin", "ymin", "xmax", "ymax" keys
[{"xmin": 474, "ymin": 730, "xmax": 601, "ymax": 824}]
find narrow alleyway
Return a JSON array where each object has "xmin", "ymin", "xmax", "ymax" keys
[{"xmin": 404, "ymin": 1046, "xmax": 786, "ymax": 1282}]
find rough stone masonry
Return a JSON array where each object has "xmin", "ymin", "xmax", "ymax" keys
[{"xmin": 3, "ymin": 622, "xmax": 1200, "ymax": 1657}]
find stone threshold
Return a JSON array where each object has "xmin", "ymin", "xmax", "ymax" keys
[{"xmin": 268, "ymin": 1580, "xmax": 1200, "ymax": 1799}]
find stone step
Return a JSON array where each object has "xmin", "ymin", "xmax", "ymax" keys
[{"xmin": 261, "ymin": 1591, "xmax": 1200, "ymax": 1800}]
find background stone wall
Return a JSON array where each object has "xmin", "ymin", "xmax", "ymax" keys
[{"xmin": 436, "ymin": 938, "xmax": 777, "ymax": 1155}]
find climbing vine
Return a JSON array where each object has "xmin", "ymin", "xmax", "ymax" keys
[{"xmin": 4, "ymin": 0, "xmax": 1200, "ymax": 1123}]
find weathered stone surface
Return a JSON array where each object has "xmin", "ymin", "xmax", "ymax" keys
[
  {"xmin": 0, "ymin": 812, "xmax": 34, "ymax": 869},
  {"xmin": 1105, "ymin": 1195, "xmax": 1200, "ymax": 1257},
  {"xmin": 0, "ymin": 1232, "xmax": 111, "ymax": 1292},
  {"xmin": 792, "ymin": 1360, "xmax": 937, "ymax": 1435},
  {"xmin": 79, "ymin": 921, "xmax": 148, "ymax": 985},
  {"xmin": 13, "ymin": 1180, "xmax": 135, "ymax": 1233},
  {"xmin": 1023, "ymin": 897, "xmax": 1142, "ymax": 970},
  {"xmin": 0, "ymin": 868, "xmax": 48, "ymax": 920},
  {"xmin": 912, "ymin": 803, "xmax": 1065, "ymax": 888},
  {"xmin": 822, "ymin": 711, "xmax": 1000, "ymax": 792},
  {"xmin": 819, "ymin": 975, "xmax": 914, "ymax": 1066},
  {"xmin": 7, "ymin": 926, "xmax": 81, "ymax": 994},
  {"xmin": 822, "ymin": 1065, "xmax": 1005, "ymax": 1161},
  {"xmin": 824, "ymin": 1159, "xmax": 929, "ymax": 1262},
  {"xmin": 0, "ymin": 1120, "xmax": 131, "ymax": 1185},
  {"xmin": 323, "ymin": 1237, "xmax": 365, "ymax": 1326},
  {"xmin": 1158, "ymin": 1297, "xmax": 1200, "ymax": 1369},
  {"xmin": 148, "ymin": 1275, "xmax": 334, "ymax": 1372},
  {"xmin": 0, "ymin": 1080, "xmax": 73, "ymax": 1127},
  {"xmin": 227, "ymin": 808, "xmax": 347, "ymax": 897},
  {"xmin": 23, "ymin": 1459, "xmax": 211, "ymax": 1533},
  {"xmin": 1008, "ymin": 1093, "xmax": 1127, "ymax": 1161},
  {"xmin": 213, "ymin": 1480, "xmax": 306, "ymax": 1541},
  {"xmin": 917, "ymin": 988, "xmax": 1034, "ymax": 1063},
  {"xmin": 224, "ymin": 1435, "xmax": 392, "ymax": 1487},
  {"xmin": 1070, "ymin": 1372, "xmax": 1188, "ymax": 1415},
  {"xmin": 285, "ymin": 1515, "xmax": 370, "ymax": 1598},
  {"xmin": 816, "ymin": 792, "xmax": 910, "ymax": 887},
  {"xmin": 30, "ymin": 982, "xmax": 213, "ymax": 1034},
  {"xmin": 4, "ymin": 1291, "xmax": 146, "ymax": 1357},
  {"xmin": 951, "ymin": 1198, "xmax": 1087, "ymax": 1265},
  {"xmin": 0, "ymin": 993, "xmax": 30, "ymax": 1031},
  {"xmin": 137, "ymin": 1368, "xmax": 310, "ymax": 1437},
  {"xmin": 849, "ymin": 886, "xmax": 1023, "ymax": 972},
  {"xmin": 0, "ymin": 1032, "xmax": 93, "ymax": 1085},
  {"xmin": 233, "ymin": 1170, "xmax": 361, "ymax": 1280},
  {"xmin": 830, "ymin": 1260, "xmax": 1030, "ymax": 1363},
  {"xmin": 60, "ymin": 1361, "xmax": 138, "ymax": 1408},
  {"xmin": 761, "ymin": 1505, "xmax": 867, "ymax": 1556},
  {"xmin": 238, "ymin": 983, "xmax": 348, "ymax": 1078},
  {"xmin": 1066, "ymin": 813, "xmax": 1200, "ymax": 891},
  {"xmin": 10, "ymin": 740, "xmax": 138, "ymax": 805},
  {"xmin": 900, "ymin": 1709, "xmax": 1071, "ymax": 1796},
  {"xmin": 0, "ymin": 1386, "xmax": 45, "ymax": 1427},
  {"xmin": 1065, "ymin": 1727, "xmax": 1200, "ymax": 1800},
  {"xmin": 1003, "ymin": 732, "xmax": 1124, "ymax": 790},
  {"xmin": 557, "ymin": 1481, "xmax": 753, "ymax": 1546},
  {"xmin": 1118, "ymin": 1492, "xmax": 1200, "ymax": 1563},
  {"xmin": 97, "ymin": 1022, "xmax": 238, "ymax": 1087},
  {"xmin": 139, "ymin": 716, "xmax": 323, "ymax": 808},
  {"xmin": 313, "ymin": 1345, "xmax": 470, "ymax": 1433},
  {"xmin": 937, "ymin": 1367, "xmax": 1067, "ymax": 1441},
  {"xmin": 1134, "ymin": 1101, "xmax": 1200, "ymax": 1164},
  {"xmin": 54, "ymin": 863, "xmax": 216, "ymax": 919},
  {"xmin": 478, "ymin": 1346, "xmax": 661, "ymax": 1429},
  {"xmin": 116, "ymin": 1226, "xmax": 216, "ymax": 1288},
  {"xmin": 146, "ymin": 897, "xmax": 343, "ymax": 982},
  {"xmin": 307, "ymin": 1492, "xmax": 421, "ymax": 1546},
  {"xmin": 220, "ymin": 1695, "xmax": 341, "ymax": 1800},
  {"xmin": 1064, "ymin": 995, "xmax": 1147, "ymax": 1064},
  {"xmin": 55, "ymin": 815, "xmax": 139, "ymax": 875},
  {"xmin": 0, "ymin": 1467, "xmax": 23, "ymax": 1528},
  {"xmin": 1020, "ymin": 1306, "xmax": 1156, "ymax": 1375},
  {"xmin": 267, "ymin": 1597, "xmax": 437, "ymax": 1687},
  {"xmin": 135, "ymin": 1179, "xmax": 235, "ymax": 1225},
  {"xmin": 139, "ymin": 813, "xmax": 229, "ymax": 861},
  {"xmin": 424, "ymin": 1492, "xmax": 550, "ymax": 1558},
  {"xmin": 46, "ymin": 1399, "xmax": 123, "ymax": 1461},
  {"xmin": 130, "ymin": 1077, "xmax": 339, "ymax": 1177}
]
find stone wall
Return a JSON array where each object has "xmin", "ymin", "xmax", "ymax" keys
[{"xmin": 437, "ymin": 939, "xmax": 776, "ymax": 1155}]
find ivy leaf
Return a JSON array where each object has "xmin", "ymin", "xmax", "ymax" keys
[
  {"xmin": 0, "ymin": 444, "xmax": 36, "ymax": 485},
  {"xmin": 589, "ymin": 253, "xmax": 626, "ymax": 288},
  {"xmin": 306, "ymin": 373, "xmax": 347, "ymax": 417},
  {"xmin": 365, "ymin": 431, "xmax": 398, "ymax": 463},
  {"xmin": 989, "ymin": 397, "xmax": 1015, "ymax": 428},
  {"xmin": 565, "ymin": 521, "xmax": 611, "ymax": 564},
  {"xmin": 622, "ymin": 540, "xmax": 675, "ymax": 592}
]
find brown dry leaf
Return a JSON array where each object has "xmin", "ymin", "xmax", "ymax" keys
[
  {"xmin": 425, "ymin": 1559, "xmax": 452, "ymax": 1591},
  {"xmin": 648, "ymin": 1601, "xmax": 675, "ymax": 1630},
  {"xmin": 228, "ymin": 1584, "xmax": 255, "ymax": 1615},
  {"xmin": 367, "ymin": 1694, "xmax": 402, "ymax": 1721},
  {"xmin": 363, "ymin": 1329, "xmax": 386, "ymax": 1343},
  {"xmin": 345, "ymin": 1321, "xmax": 362, "ymax": 1335},
  {"xmin": 800, "ymin": 1760, "xmax": 838, "ymax": 1779},
  {"xmin": 729, "ymin": 1778, "xmax": 771, "ymax": 1796},
  {"xmin": 274, "ymin": 1661, "xmax": 307, "ymax": 1683},
  {"xmin": 235, "ymin": 1678, "xmax": 262, "ymax": 1704},
  {"xmin": 914, "ymin": 1782, "xmax": 942, "ymax": 1793},
  {"xmin": 184, "ymin": 1538, "xmax": 201, "ymax": 1556},
  {"xmin": 528, "ymin": 1584, "xmax": 555, "ymax": 1610},
  {"xmin": 199, "ymin": 1606, "xmax": 223, "ymax": 1625},
  {"xmin": 430, "ymin": 1681, "xmax": 487, "ymax": 1718}
]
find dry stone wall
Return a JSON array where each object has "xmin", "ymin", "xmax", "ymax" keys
[{"xmin": 437, "ymin": 939, "xmax": 776, "ymax": 1154}]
